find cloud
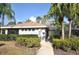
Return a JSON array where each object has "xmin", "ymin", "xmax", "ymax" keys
[{"xmin": 29, "ymin": 16, "xmax": 36, "ymax": 22}]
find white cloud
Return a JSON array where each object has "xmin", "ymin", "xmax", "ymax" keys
[{"xmin": 29, "ymin": 16, "xmax": 36, "ymax": 22}]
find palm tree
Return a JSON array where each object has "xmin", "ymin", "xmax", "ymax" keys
[
  {"xmin": 0, "ymin": 3, "xmax": 15, "ymax": 26},
  {"xmin": 42, "ymin": 15, "xmax": 51, "ymax": 25},
  {"xmin": 65, "ymin": 3, "xmax": 79, "ymax": 38},
  {"xmin": 48, "ymin": 3, "xmax": 66, "ymax": 40}
]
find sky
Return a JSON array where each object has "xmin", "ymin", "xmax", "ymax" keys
[
  {"xmin": 5, "ymin": 3, "xmax": 51, "ymax": 25},
  {"xmin": 4, "ymin": 3, "xmax": 51, "ymax": 25}
]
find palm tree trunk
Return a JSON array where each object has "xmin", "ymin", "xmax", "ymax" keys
[
  {"xmin": 2, "ymin": 13, "xmax": 4, "ymax": 26},
  {"xmin": 68, "ymin": 19, "xmax": 72, "ymax": 39},
  {"xmin": 60, "ymin": 16, "xmax": 64, "ymax": 40},
  {"xmin": 0, "ymin": 15, "xmax": 2, "ymax": 34},
  {"xmin": 14, "ymin": 18, "xmax": 16, "ymax": 24},
  {"xmin": 61, "ymin": 21, "xmax": 64, "ymax": 40}
]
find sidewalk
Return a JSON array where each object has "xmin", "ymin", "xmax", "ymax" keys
[{"xmin": 36, "ymin": 40, "xmax": 54, "ymax": 55}]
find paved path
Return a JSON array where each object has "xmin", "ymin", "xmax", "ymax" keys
[{"xmin": 36, "ymin": 40, "xmax": 54, "ymax": 55}]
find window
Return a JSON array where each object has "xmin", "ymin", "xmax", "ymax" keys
[
  {"xmin": 28, "ymin": 28, "xmax": 31, "ymax": 31},
  {"xmin": 32, "ymin": 28, "xmax": 35, "ymax": 31},
  {"xmin": 77, "ymin": 26, "xmax": 79, "ymax": 28},
  {"xmin": 25, "ymin": 29, "xmax": 27, "ymax": 31},
  {"xmin": 8, "ymin": 29, "xmax": 19, "ymax": 34},
  {"xmin": 21, "ymin": 29, "xmax": 24, "ymax": 31}
]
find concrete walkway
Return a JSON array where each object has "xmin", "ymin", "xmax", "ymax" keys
[{"xmin": 36, "ymin": 40, "xmax": 54, "ymax": 55}]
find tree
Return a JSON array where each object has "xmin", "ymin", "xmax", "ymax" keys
[
  {"xmin": 42, "ymin": 15, "xmax": 50, "ymax": 24},
  {"xmin": 26, "ymin": 18, "xmax": 31, "ymax": 22},
  {"xmin": 0, "ymin": 3, "xmax": 15, "ymax": 26},
  {"xmin": 48, "ymin": 3, "xmax": 66, "ymax": 40},
  {"xmin": 17, "ymin": 22, "xmax": 22, "ymax": 24},
  {"xmin": 7, "ymin": 21, "xmax": 16, "ymax": 26},
  {"xmin": 36, "ymin": 16, "xmax": 42, "ymax": 23},
  {"xmin": 65, "ymin": 4, "xmax": 79, "ymax": 38}
]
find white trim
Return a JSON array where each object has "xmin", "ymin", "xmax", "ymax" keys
[
  {"xmin": 1, "ymin": 26, "xmax": 12, "ymax": 28},
  {"xmin": 1, "ymin": 26, "xmax": 48, "ymax": 29},
  {"xmin": 13, "ymin": 26, "xmax": 47, "ymax": 28}
]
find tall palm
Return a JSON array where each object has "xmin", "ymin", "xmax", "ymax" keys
[
  {"xmin": 65, "ymin": 3, "xmax": 79, "ymax": 38},
  {"xmin": 0, "ymin": 3, "xmax": 15, "ymax": 26},
  {"xmin": 48, "ymin": 3, "xmax": 66, "ymax": 40},
  {"xmin": 42, "ymin": 15, "xmax": 51, "ymax": 25}
]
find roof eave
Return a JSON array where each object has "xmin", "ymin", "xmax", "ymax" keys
[{"xmin": 0, "ymin": 26, "xmax": 48, "ymax": 29}]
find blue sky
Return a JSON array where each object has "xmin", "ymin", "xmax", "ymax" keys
[
  {"xmin": 4, "ymin": 3, "xmax": 51, "ymax": 25},
  {"xmin": 12, "ymin": 4, "xmax": 50, "ymax": 24},
  {"xmin": 4, "ymin": 3, "xmax": 68, "ymax": 25}
]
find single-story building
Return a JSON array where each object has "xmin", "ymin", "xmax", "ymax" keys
[{"xmin": 0, "ymin": 21, "xmax": 49, "ymax": 39}]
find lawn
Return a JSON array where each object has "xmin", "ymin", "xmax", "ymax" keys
[{"xmin": 0, "ymin": 41, "xmax": 39, "ymax": 55}]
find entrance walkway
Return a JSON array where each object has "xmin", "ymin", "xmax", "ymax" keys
[{"xmin": 36, "ymin": 40, "xmax": 54, "ymax": 55}]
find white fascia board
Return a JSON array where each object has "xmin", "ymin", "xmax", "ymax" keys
[
  {"xmin": 0, "ymin": 26, "xmax": 48, "ymax": 29},
  {"xmin": 13, "ymin": 26, "xmax": 48, "ymax": 28},
  {"xmin": 0, "ymin": 26, "xmax": 12, "ymax": 29}
]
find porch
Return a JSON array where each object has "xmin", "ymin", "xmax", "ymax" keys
[{"xmin": 0, "ymin": 29, "xmax": 19, "ymax": 34}]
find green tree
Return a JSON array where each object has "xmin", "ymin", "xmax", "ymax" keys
[
  {"xmin": 65, "ymin": 3, "xmax": 79, "ymax": 38},
  {"xmin": 0, "ymin": 3, "xmax": 15, "ymax": 26},
  {"xmin": 42, "ymin": 15, "xmax": 51, "ymax": 25},
  {"xmin": 48, "ymin": 3, "xmax": 66, "ymax": 40},
  {"xmin": 36, "ymin": 16, "xmax": 42, "ymax": 23},
  {"xmin": 26, "ymin": 18, "xmax": 31, "ymax": 22}
]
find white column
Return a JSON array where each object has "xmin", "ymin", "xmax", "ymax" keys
[
  {"xmin": 19, "ymin": 29, "xmax": 21, "ymax": 35},
  {"xmin": 0, "ymin": 29, "xmax": 2, "ymax": 34},
  {"xmin": 5, "ymin": 29, "xmax": 8, "ymax": 34}
]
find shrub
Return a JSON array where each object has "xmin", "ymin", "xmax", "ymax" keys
[
  {"xmin": 0, "ymin": 34, "xmax": 38, "ymax": 41},
  {"xmin": 16, "ymin": 36, "xmax": 40, "ymax": 48},
  {"xmin": 0, "ymin": 34, "xmax": 17, "ymax": 41},
  {"xmin": 7, "ymin": 34, "xmax": 17, "ymax": 40},
  {"xmin": 53, "ymin": 39, "xmax": 62, "ymax": 49},
  {"xmin": 17, "ymin": 35, "xmax": 38, "ymax": 38},
  {"xmin": 69, "ymin": 39, "xmax": 79, "ymax": 50},
  {"xmin": 0, "ymin": 34, "xmax": 7, "ymax": 40},
  {"xmin": 53, "ymin": 39, "xmax": 70, "ymax": 51},
  {"xmin": 53, "ymin": 38, "xmax": 79, "ymax": 51},
  {"xmin": 61, "ymin": 40, "xmax": 72, "ymax": 51},
  {"xmin": 16, "ymin": 37, "xmax": 25, "ymax": 46}
]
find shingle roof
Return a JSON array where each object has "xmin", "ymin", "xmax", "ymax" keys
[
  {"xmin": 1, "ymin": 21, "xmax": 47, "ymax": 28},
  {"xmin": 15, "ymin": 21, "xmax": 45, "ymax": 26}
]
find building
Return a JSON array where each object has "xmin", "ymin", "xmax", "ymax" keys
[{"xmin": 0, "ymin": 21, "xmax": 49, "ymax": 39}]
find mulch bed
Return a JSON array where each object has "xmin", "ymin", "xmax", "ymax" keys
[{"xmin": 54, "ymin": 48, "xmax": 79, "ymax": 55}]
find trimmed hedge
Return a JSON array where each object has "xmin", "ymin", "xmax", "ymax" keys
[
  {"xmin": 0, "ymin": 34, "xmax": 40, "ymax": 48},
  {"xmin": 0, "ymin": 34, "xmax": 17, "ymax": 41},
  {"xmin": 53, "ymin": 38, "xmax": 79, "ymax": 51},
  {"xmin": 16, "ymin": 36, "xmax": 40, "ymax": 48},
  {"xmin": 0, "ymin": 34, "xmax": 38, "ymax": 41},
  {"xmin": 17, "ymin": 35, "xmax": 38, "ymax": 38}
]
